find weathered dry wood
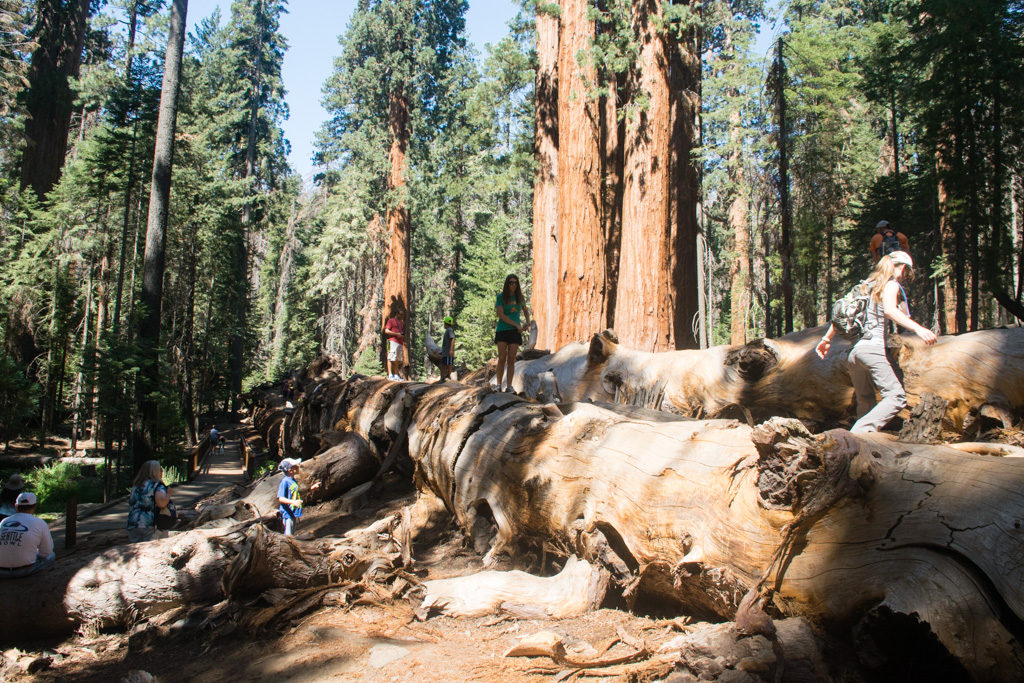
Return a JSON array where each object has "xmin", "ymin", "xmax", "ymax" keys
[
  {"xmin": 0, "ymin": 507, "xmax": 411, "ymax": 643},
  {"xmin": 296, "ymin": 375, "xmax": 1024, "ymax": 680},
  {"xmin": 417, "ymin": 555, "xmax": 608, "ymax": 620},
  {"xmin": 511, "ymin": 326, "xmax": 1024, "ymax": 432}
]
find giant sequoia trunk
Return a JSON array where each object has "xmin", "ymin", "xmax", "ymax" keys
[
  {"xmin": 381, "ymin": 90, "xmax": 411, "ymax": 366},
  {"xmin": 615, "ymin": 0, "xmax": 674, "ymax": 352},
  {"xmin": 531, "ymin": 6, "xmax": 559, "ymax": 352},
  {"xmin": 555, "ymin": 0, "xmax": 607, "ymax": 348},
  {"xmin": 19, "ymin": 0, "xmax": 93, "ymax": 199}
]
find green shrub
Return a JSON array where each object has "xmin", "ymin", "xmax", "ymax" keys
[
  {"xmin": 25, "ymin": 461, "xmax": 81, "ymax": 513},
  {"xmin": 162, "ymin": 465, "xmax": 186, "ymax": 485}
]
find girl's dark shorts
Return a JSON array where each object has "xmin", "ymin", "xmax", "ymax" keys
[{"xmin": 495, "ymin": 329, "xmax": 523, "ymax": 345}]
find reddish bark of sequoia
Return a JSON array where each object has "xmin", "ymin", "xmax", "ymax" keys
[
  {"xmin": 666, "ymin": 3, "xmax": 701, "ymax": 349},
  {"xmin": 382, "ymin": 91, "xmax": 411, "ymax": 367},
  {"xmin": 531, "ymin": 8, "xmax": 559, "ymax": 351},
  {"xmin": 555, "ymin": 0, "xmax": 607, "ymax": 348},
  {"xmin": 728, "ymin": 106, "xmax": 751, "ymax": 346},
  {"xmin": 616, "ymin": 0, "xmax": 674, "ymax": 352}
]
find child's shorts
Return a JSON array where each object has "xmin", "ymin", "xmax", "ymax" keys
[{"xmin": 388, "ymin": 340, "xmax": 403, "ymax": 362}]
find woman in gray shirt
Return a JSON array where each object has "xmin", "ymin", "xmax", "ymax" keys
[{"xmin": 816, "ymin": 251, "xmax": 937, "ymax": 433}]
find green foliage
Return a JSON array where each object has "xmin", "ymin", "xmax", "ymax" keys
[
  {"xmin": 25, "ymin": 461, "xmax": 82, "ymax": 512},
  {"xmin": 352, "ymin": 347, "xmax": 384, "ymax": 377}
]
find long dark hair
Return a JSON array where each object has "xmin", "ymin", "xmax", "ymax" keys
[{"xmin": 501, "ymin": 274, "xmax": 524, "ymax": 306}]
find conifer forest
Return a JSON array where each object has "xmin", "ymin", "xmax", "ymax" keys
[{"xmin": 2, "ymin": 0, "xmax": 1024, "ymax": 680}]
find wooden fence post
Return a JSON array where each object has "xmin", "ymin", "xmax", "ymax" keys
[{"xmin": 65, "ymin": 496, "xmax": 78, "ymax": 548}]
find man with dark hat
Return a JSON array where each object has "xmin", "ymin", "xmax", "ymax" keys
[
  {"xmin": 0, "ymin": 474, "xmax": 25, "ymax": 519},
  {"xmin": 0, "ymin": 492, "xmax": 55, "ymax": 578},
  {"xmin": 869, "ymin": 220, "xmax": 910, "ymax": 263}
]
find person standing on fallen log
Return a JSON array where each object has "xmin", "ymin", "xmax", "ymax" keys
[
  {"xmin": 277, "ymin": 458, "xmax": 303, "ymax": 536},
  {"xmin": 494, "ymin": 274, "xmax": 530, "ymax": 393},
  {"xmin": 817, "ymin": 252, "xmax": 937, "ymax": 433}
]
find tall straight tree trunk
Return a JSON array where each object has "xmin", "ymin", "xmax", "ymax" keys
[
  {"xmin": 936, "ymin": 135, "xmax": 957, "ymax": 335},
  {"xmin": 554, "ymin": 0, "xmax": 606, "ymax": 348},
  {"xmin": 381, "ymin": 90, "xmax": 411, "ymax": 369},
  {"xmin": 774, "ymin": 38, "xmax": 794, "ymax": 334},
  {"xmin": 667, "ymin": 0, "xmax": 701, "ymax": 349},
  {"xmin": 132, "ymin": 0, "xmax": 187, "ymax": 468},
  {"xmin": 181, "ymin": 221, "xmax": 198, "ymax": 446},
  {"xmin": 616, "ymin": 0, "xmax": 673, "ymax": 352},
  {"xmin": 727, "ymin": 106, "xmax": 750, "ymax": 346},
  {"xmin": 70, "ymin": 266, "xmax": 93, "ymax": 452},
  {"xmin": 531, "ymin": 6, "xmax": 559, "ymax": 351},
  {"xmin": 600, "ymin": 72, "xmax": 625, "ymax": 334},
  {"xmin": 19, "ymin": 0, "xmax": 93, "ymax": 199}
]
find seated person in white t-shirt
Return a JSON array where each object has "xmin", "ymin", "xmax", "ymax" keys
[{"xmin": 0, "ymin": 492, "xmax": 55, "ymax": 579}]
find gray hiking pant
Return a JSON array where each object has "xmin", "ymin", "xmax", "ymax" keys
[{"xmin": 848, "ymin": 342, "xmax": 906, "ymax": 434}]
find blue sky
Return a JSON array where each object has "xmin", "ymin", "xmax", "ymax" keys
[{"xmin": 185, "ymin": 0, "xmax": 522, "ymax": 181}]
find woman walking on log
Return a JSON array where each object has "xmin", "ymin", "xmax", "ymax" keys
[
  {"xmin": 494, "ymin": 274, "xmax": 531, "ymax": 393},
  {"xmin": 126, "ymin": 460, "xmax": 173, "ymax": 543},
  {"xmin": 816, "ymin": 251, "xmax": 937, "ymax": 433}
]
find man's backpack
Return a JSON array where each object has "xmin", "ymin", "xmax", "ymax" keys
[
  {"xmin": 831, "ymin": 279, "xmax": 873, "ymax": 339},
  {"xmin": 880, "ymin": 230, "xmax": 902, "ymax": 257}
]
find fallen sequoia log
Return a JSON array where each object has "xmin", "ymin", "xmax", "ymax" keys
[
  {"xmin": 288, "ymin": 375, "xmax": 1024, "ymax": 680},
  {"xmin": 9, "ymin": 363, "xmax": 1024, "ymax": 680},
  {"xmin": 510, "ymin": 325, "xmax": 1024, "ymax": 433},
  {"xmin": 0, "ymin": 506, "xmax": 416, "ymax": 643}
]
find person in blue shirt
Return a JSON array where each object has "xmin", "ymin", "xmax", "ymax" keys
[
  {"xmin": 494, "ymin": 274, "xmax": 530, "ymax": 393},
  {"xmin": 277, "ymin": 458, "xmax": 303, "ymax": 536}
]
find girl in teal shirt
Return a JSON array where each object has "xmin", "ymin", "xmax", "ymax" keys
[{"xmin": 494, "ymin": 274, "xmax": 530, "ymax": 392}]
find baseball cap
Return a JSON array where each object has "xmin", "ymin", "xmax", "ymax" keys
[
  {"xmin": 888, "ymin": 251, "xmax": 913, "ymax": 268},
  {"xmin": 876, "ymin": 220, "xmax": 889, "ymax": 230},
  {"xmin": 15, "ymin": 492, "xmax": 37, "ymax": 506},
  {"xmin": 443, "ymin": 316, "xmax": 453, "ymax": 325},
  {"xmin": 4, "ymin": 474, "xmax": 24, "ymax": 491},
  {"xmin": 279, "ymin": 458, "xmax": 302, "ymax": 472}
]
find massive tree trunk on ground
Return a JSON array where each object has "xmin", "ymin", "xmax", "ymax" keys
[
  {"xmin": 271, "ymin": 373, "xmax": 1024, "ymax": 679},
  {"xmin": 133, "ymin": 0, "xmax": 188, "ymax": 467},
  {"xmin": 555, "ymin": 0, "xmax": 607, "ymax": 348},
  {"xmin": 531, "ymin": 6, "xmax": 559, "ymax": 352},
  {"xmin": 512, "ymin": 326, "xmax": 1024, "ymax": 432},
  {"xmin": 615, "ymin": 0, "xmax": 674, "ymax": 352},
  {"xmin": 10, "ymin": 353, "xmax": 1024, "ymax": 679},
  {"xmin": 0, "ymin": 517, "xmax": 402, "ymax": 643}
]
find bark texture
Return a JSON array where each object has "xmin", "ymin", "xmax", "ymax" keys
[
  {"xmin": 270, "ymin": 372, "xmax": 1024, "ymax": 680},
  {"xmin": 511, "ymin": 326, "xmax": 1024, "ymax": 433},
  {"xmin": 615, "ymin": 0, "xmax": 674, "ymax": 352},
  {"xmin": 382, "ymin": 91, "xmax": 411, "ymax": 366},
  {"xmin": 555, "ymin": 0, "xmax": 607, "ymax": 347},
  {"xmin": 531, "ymin": 6, "xmax": 559, "ymax": 351}
]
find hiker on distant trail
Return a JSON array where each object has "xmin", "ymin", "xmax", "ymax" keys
[
  {"xmin": 127, "ymin": 460, "xmax": 173, "ymax": 543},
  {"xmin": 0, "ymin": 474, "xmax": 25, "ymax": 519},
  {"xmin": 869, "ymin": 220, "xmax": 909, "ymax": 263},
  {"xmin": 277, "ymin": 459, "xmax": 303, "ymax": 536},
  {"xmin": 0, "ymin": 492, "xmax": 55, "ymax": 578},
  {"xmin": 494, "ymin": 274, "xmax": 530, "ymax": 393},
  {"xmin": 440, "ymin": 315, "xmax": 455, "ymax": 382},
  {"xmin": 816, "ymin": 252, "xmax": 937, "ymax": 434},
  {"xmin": 384, "ymin": 308, "xmax": 405, "ymax": 382}
]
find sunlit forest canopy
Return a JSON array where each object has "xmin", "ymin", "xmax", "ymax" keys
[{"xmin": 0, "ymin": 0, "xmax": 1021, "ymax": 472}]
